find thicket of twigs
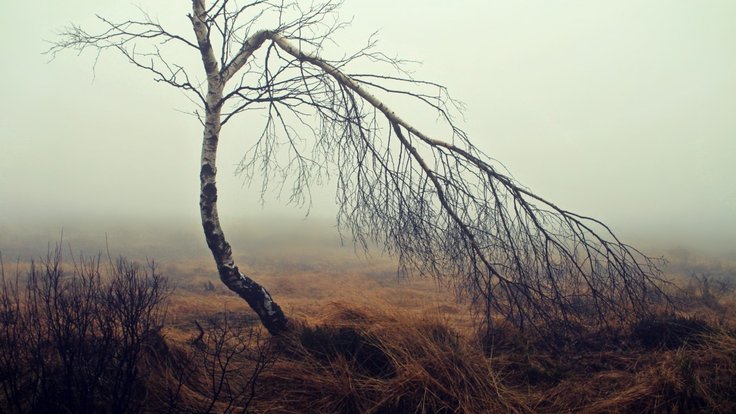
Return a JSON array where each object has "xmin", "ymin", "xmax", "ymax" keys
[
  {"xmin": 1, "ymin": 248, "xmax": 735, "ymax": 413},
  {"xmin": 0, "ymin": 248, "xmax": 276, "ymax": 414},
  {"xmin": 0, "ymin": 248, "xmax": 171, "ymax": 413}
]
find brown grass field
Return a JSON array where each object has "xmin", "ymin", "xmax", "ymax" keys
[
  {"xmin": 160, "ymin": 249, "xmax": 736, "ymax": 413},
  {"xmin": 1, "ymin": 223, "xmax": 735, "ymax": 413}
]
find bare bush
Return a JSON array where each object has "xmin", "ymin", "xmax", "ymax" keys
[
  {"xmin": 160, "ymin": 314, "xmax": 276, "ymax": 414},
  {"xmin": 0, "ymin": 247, "xmax": 169, "ymax": 414}
]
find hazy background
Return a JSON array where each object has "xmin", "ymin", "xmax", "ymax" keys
[{"xmin": 1, "ymin": 1, "xmax": 734, "ymax": 261}]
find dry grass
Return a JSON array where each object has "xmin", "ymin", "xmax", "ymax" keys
[
  {"xmin": 3, "ymin": 239, "xmax": 736, "ymax": 413},
  {"xmin": 151, "ymin": 300, "xmax": 736, "ymax": 413},
  {"xmin": 144, "ymin": 251, "xmax": 736, "ymax": 414},
  {"xmin": 528, "ymin": 329, "xmax": 736, "ymax": 413},
  {"xmin": 255, "ymin": 302, "xmax": 527, "ymax": 413}
]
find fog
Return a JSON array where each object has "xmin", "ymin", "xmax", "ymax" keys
[{"xmin": 1, "ymin": 1, "xmax": 735, "ymax": 259}]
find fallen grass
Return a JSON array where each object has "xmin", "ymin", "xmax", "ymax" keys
[
  {"xmin": 179, "ymin": 300, "xmax": 734, "ymax": 414},
  {"xmin": 3, "ymin": 247, "xmax": 736, "ymax": 413},
  {"xmin": 153, "ymin": 252, "xmax": 736, "ymax": 413},
  {"xmin": 256, "ymin": 302, "xmax": 527, "ymax": 413},
  {"xmin": 530, "ymin": 328, "xmax": 736, "ymax": 413}
]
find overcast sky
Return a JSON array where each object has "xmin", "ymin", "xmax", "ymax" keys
[{"xmin": 0, "ymin": 1, "xmax": 734, "ymax": 255}]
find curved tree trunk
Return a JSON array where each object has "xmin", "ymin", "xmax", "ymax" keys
[
  {"xmin": 198, "ymin": 104, "xmax": 288, "ymax": 336},
  {"xmin": 199, "ymin": 125, "xmax": 288, "ymax": 336},
  {"xmin": 192, "ymin": 0, "xmax": 288, "ymax": 335}
]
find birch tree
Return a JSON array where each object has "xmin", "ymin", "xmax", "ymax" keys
[{"xmin": 51, "ymin": 0, "xmax": 670, "ymax": 336}]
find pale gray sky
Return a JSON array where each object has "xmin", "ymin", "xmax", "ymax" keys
[{"xmin": 1, "ymin": 1, "xmax": 734, "ymax": 254}]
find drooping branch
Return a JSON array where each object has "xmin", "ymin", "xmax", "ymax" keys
[{"xmin": 253, "ymin": 33, "xmax": 672, "ymax": 333}]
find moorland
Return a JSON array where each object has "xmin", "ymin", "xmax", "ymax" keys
[{"xmin": 1, "ymin": 219, "xmax": 735, "ymax": 413}]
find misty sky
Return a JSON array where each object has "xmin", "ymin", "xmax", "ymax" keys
[{"xmin": 0, "ymin": 1, "xmax": 734, "ymax": 254}]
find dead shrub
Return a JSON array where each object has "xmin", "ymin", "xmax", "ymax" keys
[{"xmin": 0, "ymin": 247, "xmax": 169, "ymax": 414}]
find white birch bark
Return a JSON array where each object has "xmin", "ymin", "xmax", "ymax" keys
[{"xmin": 191, "ymin": 0, "xmax": 287, "ymax": 335}]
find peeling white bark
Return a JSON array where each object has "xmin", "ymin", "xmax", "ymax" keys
[
  {"xmin": 260, "ymin": 287, "xmax": 277, "ymax": 317},
  {"xmin": 192, "ymin": 0, "xmax": 287, "ymax": 335}
]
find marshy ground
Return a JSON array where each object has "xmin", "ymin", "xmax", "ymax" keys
[{"xmin": 1, "ymin": 222, "xmax": 735, "ymax": 413}]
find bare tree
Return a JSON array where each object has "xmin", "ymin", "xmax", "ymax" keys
[{"xmin": 50, "ymin": 0, "xmax": 670, "ymax": 336}]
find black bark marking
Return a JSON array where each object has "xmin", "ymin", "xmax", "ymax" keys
[
  {"xmin": 200, "ymin": 164, "xmax": 216, "ymax": 179},
  {"xmin": 202, "ymin": 183, "xmax": 217, "ymax": 202}
]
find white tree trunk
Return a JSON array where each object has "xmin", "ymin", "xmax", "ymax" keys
[{"xmin": 192, "ymin": 0, "xmax": 287, "ymax": 335}]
